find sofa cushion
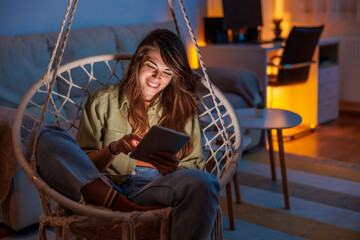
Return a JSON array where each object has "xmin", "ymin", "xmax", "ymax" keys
[
  {"xmin": 195, "ymin": 66, "xmax": 264, "ymax": 108},
  {"xmin": 44, "ymin": 26, "xmax": 121, "ymax": 118},
  {"xmin": 0, "ymin": 34, "xmax": 51, "ymax": 108},
  {"xmin": 112, "ymin": 21, "xmax": 181, "ymax": 75},
  {"xmin": 224, "ymin": 93, "xmax": 248, "ymax": 109},
  {"xmin": 111, "ymin": 25, "xmax": 138, "ymax": 55},
  {"xmin": 45, "ymin": 26, "xmax": 118, "ymax": 65},
  {"xmin": 113, "ymin": 21, "xmax": 179, "ymax": 54}
]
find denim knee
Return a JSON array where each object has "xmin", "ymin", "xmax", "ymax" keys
[
  {"xmin": 174, "ymin": 169, "xmax": 220, "ymax": 201},
  {"xmin": 27, "ymin": 125, "xmax": 102, "ymax": 201}
]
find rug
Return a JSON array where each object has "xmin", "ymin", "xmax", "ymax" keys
[
  {"xmin": 2, "ymin": 148, "xmax": 359, "ymax": 239},
  {"xmin": 220, "ymin": 148, "xmax": 360, "ymax": 240}
]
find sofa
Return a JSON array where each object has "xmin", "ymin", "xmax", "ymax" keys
[{"xmin": 0, "ymin": 21, "xmax": 263, "ymax": 231}]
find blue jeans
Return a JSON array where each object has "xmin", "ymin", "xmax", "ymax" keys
[
  {"xmin": 27, "ymin": 125, "xmax": 220, "ymax": 240},
  {"xmin": 118, "ymin": 167, "xmax": 162, "ymax": 198}
]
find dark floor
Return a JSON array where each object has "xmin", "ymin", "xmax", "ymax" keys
[{"xmin": 277, "ymin": 110, "xmax": 360, "ymax": 165}]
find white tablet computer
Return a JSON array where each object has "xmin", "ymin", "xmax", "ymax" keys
[{"xmin": 129, "ymin": 125, "xmax": 190, "ymax": 162}]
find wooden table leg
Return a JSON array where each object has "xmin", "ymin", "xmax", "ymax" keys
[
  {"xmin": 226, "ymin": 182, "xmax": 235, "ymax": 230},
  {"xmin": 267, "ymin": 129, "xmax": 276, "ymax": 180},
  {"xmin": 276, "ymin": 129, "xmax": 290, "ymax": 209},
  {"xmin": 233, "ymin": 171, "xmax": 241, "ymax": 204}
]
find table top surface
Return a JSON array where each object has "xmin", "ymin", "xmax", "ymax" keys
[{"xmin": 235, "ymin": 108, "xmax": 302, "ymax": 130}]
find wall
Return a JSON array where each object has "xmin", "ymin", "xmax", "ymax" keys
[
  {"xmin": 0, "ymin": 0, "xmax": 207, "ymax": 67},
  {"xmin": 283, "ymin": 0, "xmax": 360, "ymax": 38},
  {"xmin": 0, "ymin": 0, "xmax": 170, "ymax": 36},
  {"xmin": 172, "ymin": 0, "xmax": 208, "ymax": 67}
]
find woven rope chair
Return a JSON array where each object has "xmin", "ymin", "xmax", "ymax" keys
[{"xmin": 12, "ymin": 0, "xmax": 243, "ymax": 239}]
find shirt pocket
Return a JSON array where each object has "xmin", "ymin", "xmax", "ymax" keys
[{"xmin": 103, "ymin": 129, "xmax": 127, "ymax": 147}]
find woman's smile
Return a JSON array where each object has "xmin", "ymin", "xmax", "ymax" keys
[{"xmin": 146, "ymin": 80, "xmax": 160, "ymax": 88}]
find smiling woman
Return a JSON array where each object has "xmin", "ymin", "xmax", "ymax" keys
[
  {"xmin": 27, "ymin": 28, "xmax": 220, "ymax": 240},
  {"xmin": 8, "ymin": 0, "xmax": 244, "ymax": 238}
]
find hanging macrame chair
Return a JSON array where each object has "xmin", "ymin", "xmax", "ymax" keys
[{"xmin": 12, "ymin": 0, "xmax": 243, "ymax": 239}]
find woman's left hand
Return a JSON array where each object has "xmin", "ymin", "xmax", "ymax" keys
[{"xmin": 147, "ymin": 152, "xmax": 183, "ymax": 176}]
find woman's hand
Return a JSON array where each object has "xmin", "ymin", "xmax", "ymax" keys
[
  {"xmin": 88, "ymin": 134, "xmax": 142, "ymax": 172},
  {"xmin": 112, "ymin": 134, "xmax": 142, "ymax": 155},
  {"xmin": 147, "ymin": 152, "xmax": 183, "ymax": 176}
]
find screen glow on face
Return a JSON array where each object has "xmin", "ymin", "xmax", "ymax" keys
[{"xmin": 139, "ymin": 49, "xmax": 173, "ymax": 102}]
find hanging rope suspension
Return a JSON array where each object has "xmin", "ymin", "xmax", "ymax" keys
[
  {"xmin": 30, "ymin": 0, "xmax": 79, "ymax": 170},
  {"xmin": 167, "ymin": 0, "xmax": 234, "ymax": 154}
]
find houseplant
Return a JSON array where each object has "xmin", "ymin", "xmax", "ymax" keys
[{"xmin": 255, "ymin": 101, "xmax": 265, "ymax": 117}]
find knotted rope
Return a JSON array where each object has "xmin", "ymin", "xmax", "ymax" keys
[
  {"xmin": 31, "ymin": 0, "xmax": 79, "ymax": 170},
  {"xmin": 167, "ymin": 0, "xmax": 234, "ymax": 157}
]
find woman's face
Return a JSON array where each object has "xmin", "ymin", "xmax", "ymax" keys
[{"xmin": 139, "ymin": 49, "xmax": 173, "ymax": 102}]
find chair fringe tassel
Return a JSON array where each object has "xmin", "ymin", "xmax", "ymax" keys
[
  {"xmin": 37, "ymin": 213, "xmax": 172, "ymax": 240},
  {"xmin": 38, "ymin": 215, "xmax": 73, "ymax": 240},
  {"xmin": 38, "ymin": 220, "xmax": 46, "ymax": 240},
  {"xmin": 210, "ymin": 208, "xmax": 223, "ymax": 240},
  {"xmin": 119, "ymin": 221, "xmax": 136, "ymax": 240},
  {"xmin": 160, "ymin": 211, "xmax": 171, "ymax": 240}
]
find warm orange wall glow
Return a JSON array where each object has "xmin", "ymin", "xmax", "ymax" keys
[
  {"xmin": 274, "ymin": 0, "xmax": 284, "ymax": 20},
  {"xmin": 280, "ymin": 13, "xmax": 292, "ymax": 38},
  {"xmin": 189, "ymin": 45, "xmax": 200, "ymax": 69},
  {"xmin": 207, "ymin": 0, "xmax": 223, "ymax": 17},
  {"xmin": 266, "ymin": 62, "xmax": 319, "ymax": 127},
  {"xmin": 267, "ymin": 0, "xmax": 321, "ymax": 127}
]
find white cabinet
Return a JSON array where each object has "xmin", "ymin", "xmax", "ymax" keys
[{"xmin": 317, "ymin": 39, "xmax": 339, "ymax": 123}]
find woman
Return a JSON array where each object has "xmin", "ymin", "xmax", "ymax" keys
[{"xmin": 28, "ymin": 29, "xmax": 220, "ymax": 240}]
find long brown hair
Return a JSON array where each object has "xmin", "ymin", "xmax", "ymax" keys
[{"xmin": 120, "ymin": 29, "xmax": 199, "ymax": 159}]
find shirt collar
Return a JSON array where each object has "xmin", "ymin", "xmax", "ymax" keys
[
  {"xmin": 119, "ymin": 93, "xmax": 162, "ymax": 111},
  {"xmin": 119, "ymin": 94, "xmax": 129, "ymax": 110}
]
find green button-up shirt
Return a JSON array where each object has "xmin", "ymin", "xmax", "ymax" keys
[{"xmin": 76, "ymin": 84, "xmax": 205, "ymax": 185}]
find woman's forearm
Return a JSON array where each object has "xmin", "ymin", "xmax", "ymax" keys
[
  {"xmin": 87, "ymin": 134, "xmax": 141, "ymax": 172},
  {"xmin": 87, "ymin": 145, "xmax": 116, "ymax": 172}
]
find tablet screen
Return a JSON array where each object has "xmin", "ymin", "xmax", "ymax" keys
[{"xmin": 129, "ymin": 125, "xmax": 190, "ymax": 162}]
